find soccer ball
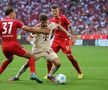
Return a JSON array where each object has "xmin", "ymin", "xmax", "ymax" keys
[{"xmin": 55, "ymin": 74, "xmax": 66, "ymax": 84}]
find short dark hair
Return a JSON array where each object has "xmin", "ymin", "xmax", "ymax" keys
[
  {"xmin": 39, "ymin": 13, "xmax": 48, "ymax": 21},
  {"xmin": 51, "ymin": 4, "xmax": 59, "ymax": 9},
  {"xmin": 4, "ymin": 6, "xmax": 14, "ymax": 16}
]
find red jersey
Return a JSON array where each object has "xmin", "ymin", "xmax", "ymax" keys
[
  {"xmin": 0, "ymin": 17, "xmax": 23, "ymax": 42},
  {"xmin": 50, "ymin": 15, "xmax": 70, "ymax": 38}
]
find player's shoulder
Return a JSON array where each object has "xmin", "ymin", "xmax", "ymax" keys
[
  {"xmin": 14, "ymin": 19, "xmax": 22, "ymax": 23},
  {"xmin": 60, "ymin": 15, "xmax": 67, "ymax": 19},
  {"xmin": 14, "ymin": 20, "xmax": 24, "ymax": 26},
  {"xmin": 1, "ymin": 18, "xmax": 21, "ymax": 24},
  {"xmin": 3, "ymin": 18, "xmax": 15, "ymax": 22}
]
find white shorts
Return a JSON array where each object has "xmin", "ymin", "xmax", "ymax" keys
[{"xmin": 32, "ymin": 48, "xmax": 58, "ymax": 61}]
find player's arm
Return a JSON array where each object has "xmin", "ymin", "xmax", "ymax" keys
[
  {"xmin": 21, "ymin": 25, "xmax": 50, "ymax": 34},
  {"xmin": 57, "ymin": 24, "xmax": 72, "ymax": 37},
  {"xmin": 68, "ymin": 24, "xmax": 76, "ymax": 43},
  {"xmin": 56, "ymin": 23, "xmax": 75, "ymax": 42},
  {"xmin": 49, "ymin": 22, "xmax": 72, "ymax": 37},
  {"xmin": 16, "ymin": 20, "xmax": 50, "ymax": 34},
  {"xmin": 63, "ymin": 15, "xmax": 76, "ymax": 42},
  {"xmin": 60, "ymin": 15, "xmax": 74, "ymax": 36},
  {"xmin": 68, "ymin": 24, "xmax": 75, "ymax": 36}
]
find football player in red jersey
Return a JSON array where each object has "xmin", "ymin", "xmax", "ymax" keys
[
  {"xmin": 0, "ymin": 6, "xmax": 49, "ymax": 83},
  {"xmin": 45, "ymin": 4, "xmax": 83, "ymax": 79}
]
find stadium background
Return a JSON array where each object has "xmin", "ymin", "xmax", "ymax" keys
[{"xmin": 0, "ymin": 0, "xmax": 108, "ymax": 46}]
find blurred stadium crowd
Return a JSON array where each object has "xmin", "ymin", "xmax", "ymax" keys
[{"xmin": 0, "ymin": 0, "xmax": 108, "ymax": 36}]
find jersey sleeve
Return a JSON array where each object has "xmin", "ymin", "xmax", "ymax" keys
[
  {"xmin": 16, "ymin": 20, "xmax": 24, "ymax": 28},
  {"xmin": 62, "ymin": 15, "xmax": 70, "ymax": 26}
]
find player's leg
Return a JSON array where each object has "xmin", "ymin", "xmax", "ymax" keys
[
  {"xmin": 66, "ymin": 53, "xmax": 83, "ymax": 79},
  {"xmin": 47, "ymin": 58, "xmax": 61, "ymax": 83},
  {"xmin": 9, "ymin": 55, "xmax": 40, "ymax": 81},
  {"xmin": 8, "ymin": 61, "xmax": 29, "ymax": 81},
  {"xmin": 0, "ymin": 44, "xmax": 14, "ymax": 75},
  {"xmin": 61, "ymin": 39, "xmax": 83, "ymax": 79},
  {"xmin": 46, "ymin": 40, "xmax": 60, "ymax": 75},
  {"xmin": 48, "ymin": 57, "xmax": 61, "ymax": 77},
  {"xmin": 44, "ymin": 49, "xmax": 60, "ymax": 79},
  {"xmin": 43, "ymin": 60, "xmax": 52, "ymax": 79},
  {"xmin": 0, "ymin": 52, "xmax": 13, "ymax": 74},
  {"xmin": 45, "ymin": 49, "xmax": 61, "ymax": 82},
  {"xmin": 22, "ymin": 52, "xmax": 36, "ymax": 75},
  {"xmin": 9, "ymin": 52, "xmax": 38, "ymax": 81},
  {"xmin": 47, "ymin": 60, "xmax": 52, "ymax": 73},
  {"xmin": 11, "ymin": 44, "xmax": 43, "ymax": 83}
]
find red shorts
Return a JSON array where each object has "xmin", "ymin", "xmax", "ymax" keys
[
  {"xmin": 51, "ymin": 37, "xmax": 73, "ymax": 54},
  {"xmin": 2, "ymin": 41, "xmax": 26, "ymax": 60}
]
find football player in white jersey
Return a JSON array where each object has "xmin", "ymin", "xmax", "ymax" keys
[{"xmin": 9, "ymin": 13, "xmax": 72, "ymax": 83}]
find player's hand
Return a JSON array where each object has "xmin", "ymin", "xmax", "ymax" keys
[
  {"xmin": 69, "ymin": 35, "xmax": 76, "ymax": 43},
  {"xmin": 71, "ymin": 36, "xmax": 76, "ymax": 43}
]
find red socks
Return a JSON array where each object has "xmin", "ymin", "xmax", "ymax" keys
[
  {"xmin": 47, "ymin": 60, "xmax": 52, "ymax": 74},
  {"xmin": 28, "ymin": 56, "xmax": 36, "ymax": 74},
  {"xmin": 0, "ymin": 60, "xmax": 10, "ymax": 74},
  {"xmin": 67, "ymin": 55, "xmax": 82, "ymax": 74}
]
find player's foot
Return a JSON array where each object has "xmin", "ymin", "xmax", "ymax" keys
[
  {"xmin": 8, "ymin": 77, "xmax": 19, "ymax": 81},
  {"xmin": 47, "ymin": 75, "xmax": 56, "ymax": 83},
  {"xmin": 43, "ymin": 74, "xmax": 48, "ymax": 79},
  {"xmin": 30, "ymin": 73, "xmax": 43, "ymax": 83},
  {"xmin": 78, "ymin": 73, "xmax": 84, "ymax": 79}
]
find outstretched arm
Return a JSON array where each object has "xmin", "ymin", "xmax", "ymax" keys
[
  {"xmin": 49, "ymin": 22, "xmax": 72, "ymax": 37},
  {"xmin": 57, "ymin": 23, "xmax": 76, "ymax": 42},
  {"xmin": 68, "ymin": 24, "xmax": 76, "ymax": 43},
  {"xmin": 56, "ymin": 24, "xmax": 73, "ymax": 37},
  {"xmin": 22, "ymin": 25, "xmax": 50, "ymax": 34},
  {"xmin": 68, "ymin": 24, "xmax": 75, "ymax": 35}
]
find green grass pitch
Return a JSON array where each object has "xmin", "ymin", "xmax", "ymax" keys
[{"xmin": 0, "ymin": 45, "xmax": 108, "ymax": 90}]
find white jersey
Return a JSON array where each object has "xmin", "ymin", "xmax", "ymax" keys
[
  {"xmin": 30, "ymin": 22, "xmax": 58, "ymax": 60},
  {"xmin": 31, "ymin": 22, "xmax": 57, "ymax": 51},
  {"xmin": 32, "ymin": 33, "xmax": 50, "ymax": 52}
]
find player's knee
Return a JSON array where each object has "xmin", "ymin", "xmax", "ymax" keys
[
  {"xmin": 56, "ymin": 60, "xmax": 61, "ymax": 67},
  {"xmin": 52, "ymin": 58, "xmax": 61, "ymax": 67},
  {"xmin": 57, "ymin": 62, "xmax": 61, "ymax": 67},
  {"xmin": 67, "ymin": 54, "xmax": 75, "ymax": 59}
]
